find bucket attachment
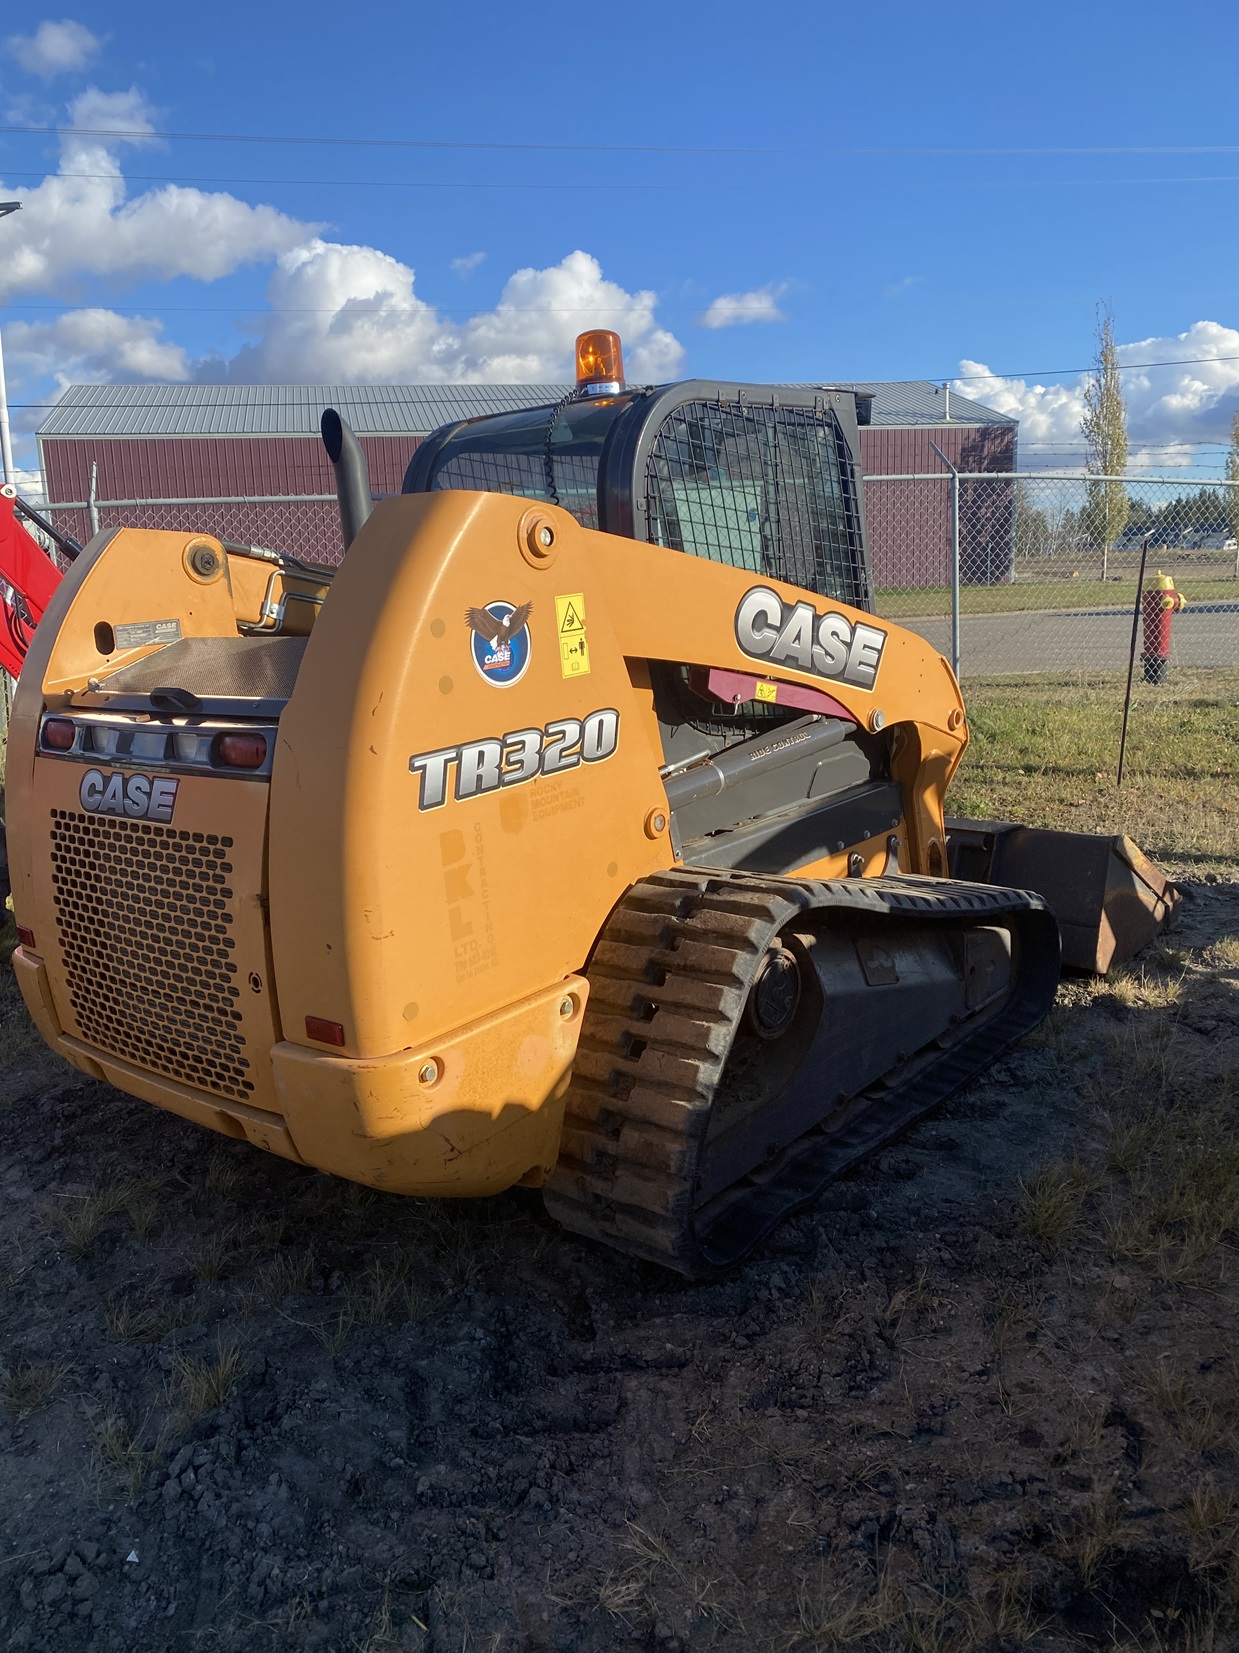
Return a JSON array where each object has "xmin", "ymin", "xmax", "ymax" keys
[{"xmin": 945, "ymin": 819, "xmax": 1181, "ymax": 975}]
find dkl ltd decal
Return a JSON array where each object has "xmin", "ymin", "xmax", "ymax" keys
[
  {"xmin": 465, "ymin": 600, "xmax": 533, "ymax": 686},
  {"xmin": 410, "ymin": 709, "xmax": 620, "ymax": 810},
  {"xmin": 734, "ymin": 586, "xmax": 887, "ymax": 690},
  {"xmin": 79, "ymin": 768, "xmax": 179, "ymax": 822}
]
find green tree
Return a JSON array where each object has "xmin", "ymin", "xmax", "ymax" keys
[
  {"xmin": 1080, "ymin": 302, "xmax": 1130, "ymax": 576},
  {"xmin": 1227, "ymin": 408, "xmax": 1239, "ymax": 575}
]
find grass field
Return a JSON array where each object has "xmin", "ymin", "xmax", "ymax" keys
[
  {"xmin": 876, "ymin": 573, "xmax": 1239, "ymax": 620},
  {"xmin": 950, "ymin": 665, "xmax": 1239, "ymax": 869}
]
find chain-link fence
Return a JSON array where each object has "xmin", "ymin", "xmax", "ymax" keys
[
  {"xmin": 865, "ymin": 471, "xmax": 1239, "ymax": 677},
  {"xmin": 46, "ymin": 494, "xmax": 342, "ymax": 567},
  {"xmin": 39, "ymin": 472, "xmax": 1239, "ymax": 680},
  {"xmin": 19, "ymin": 473, "xmax": 1239, "ymax": 859}
]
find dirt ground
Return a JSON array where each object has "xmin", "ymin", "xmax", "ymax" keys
[{"xmin": 1, "ymin": 875, "xmax": 1238, "ymax": 1653}]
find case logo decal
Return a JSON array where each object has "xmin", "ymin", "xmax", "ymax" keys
[
  {"xmin": 410, "ymin": 709, "xmax": 619, "ymax": 811},
  {"xmin": 465, "ymin": 599, "xmax": 533, "ymax": 686},
  {"xmin": 734, "ymin": 586, "xmax": 887, "ymax": 691},
  {"xmin": 79, "ymin": 768, "xmax": 179, "ymax": 823}
]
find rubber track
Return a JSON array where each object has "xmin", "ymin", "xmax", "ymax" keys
[{"xmin": 543, "ymin": 868, "xmax": 1060, "ymax": 1275}]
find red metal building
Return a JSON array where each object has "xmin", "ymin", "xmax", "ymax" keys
[{"xmin": 37, "ymin": 380, "xmax": 1016, "ymax": 587}]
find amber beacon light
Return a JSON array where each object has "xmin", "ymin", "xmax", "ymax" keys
[{"xmin": 575, "ymin": 330, "xmax": 625, "ymax": 395}]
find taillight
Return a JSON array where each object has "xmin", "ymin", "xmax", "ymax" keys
[
  {"xmin": 16, "ymin": 926, "xmax": 36, "ymax": 950},
  {"xmin": 215, "ymin": 732, "xmax": 268, "ymax": 769},
  {"xmin": 305, "ymin": 1016, "xmax": 346, "ymax": 1047},
  {"xmin": 42, "ymin": 718, "xmax": 76, "ymax": 751}
]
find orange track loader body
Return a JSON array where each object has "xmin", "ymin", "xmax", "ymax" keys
[{"xmin": 7, "ymin": 492, "xmax": 966, "ymax": 1202}]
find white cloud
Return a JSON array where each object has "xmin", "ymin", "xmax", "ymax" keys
[
  {"xmin": 62, "ymin": 85, "xmax": 155, "ymax": 149},
  {"xmin": 0, "ymin": 90, "xmax": 315, "ymax": 303},
  {"xmin": 954, "ymin": 360, "xmax": 1086, "ymax": 460},
  {"xmin": 451, "ymin": 251, "xmax": 485, "ymax": 276},
  {"xmin": 697, "ymin": 284, "xmax": 788, "ymax": 329},
  {"xmin": 225, "ymin": 243, "xmax": 684, "ymax": 385},
  {"xmin": 956, "ymin": 320, "xmax": 1239, "ymax": 471},
  {"xmin": 0, "ymin": 74, "xmax": 688, "ymax": 478},
  {"xmin": 460, "ymin": 250, "xmax": 682, "ymax": 383},
  {"xmin": 7, "ymin": 309, "xmax": 190, "ymax": 387},
  {"xmin": 6, "ymin": 19, "xmax": 101, "ymax": 78},
  {"xmin": 882, "ymin": 275, "xmax": 922, "ymax": 300}
]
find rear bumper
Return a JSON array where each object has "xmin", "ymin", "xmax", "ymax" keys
[
  {"xmin": 271, "ymin": 978, "xmax": 588, "ymax": 1197},
  {"xmin": 14, "ymin": 946, "xmax": 586, "ymax": 1197},
  {"xmin": 13, "ymin": 945, "xmax": 303, "ymax": 1163}
]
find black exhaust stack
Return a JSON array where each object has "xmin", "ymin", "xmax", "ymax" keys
[{"xmin": 320, "ymin": 408, "xmax": 373, "ymax": 553}]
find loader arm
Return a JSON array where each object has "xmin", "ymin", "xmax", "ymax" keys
[
  {"xmin": 558, "ymin": 509, "xmax": 968, "ymax": 878},
  {"xmin": 0, "ymin": 489, "xmax": 68, "ymax": 678}
]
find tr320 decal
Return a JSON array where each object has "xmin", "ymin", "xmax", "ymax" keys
[{"xmin": 410, "ymin": 709, "xmax": 620, "ymax": 811}]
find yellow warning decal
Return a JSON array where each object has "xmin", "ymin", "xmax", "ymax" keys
[
  {"xmin": 556, "ymin": 593, "xmax": 590, "ymax": 677},
  {"xmin": 754, "ymin": 680, "xmax": 778, "ymax": 703},
  {"xmin": 555, "ymin": 593, "xmax": 586, "ymax": 634},
  {"xmin": 560, "ymin": 635, "xmax": 591, "ymax": 678}
]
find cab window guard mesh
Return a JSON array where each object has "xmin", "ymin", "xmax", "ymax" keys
[
  {"xmin": 425, "ymin": 396, "xmax": 636, "ymax": 532},
  {"xmin": 431, "ymin": 449, "xmax": 601, "ymax": 530},
  {"xmin": 644, "ymin": 400, "xmax": 869, "ymax": 607},
  {"xmin": 432, "ymin": 449, "xmax": 548, "ymax": 501}
]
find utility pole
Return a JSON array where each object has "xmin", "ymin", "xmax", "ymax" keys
[{"xmin": 0, "ymin": 201, "xmax": 21, "ymax": 488}]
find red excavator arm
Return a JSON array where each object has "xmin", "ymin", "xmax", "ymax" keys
[{"xmin": 0, "ymin": 485, "xmax": 78, "ymax": 678}]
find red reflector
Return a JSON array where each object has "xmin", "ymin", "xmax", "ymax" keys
[
  {"xmin": 16, "ymin": 926, "xmax": 36, "ymax": 950},
  {"xmin": 42, "ymin": 717, "xmax": 76, "ymax": 751},
  {"xmin": 305, "ymin": 1016, "xmax": 345, "ymax": 1047},
  {"xmin": 216, "ymin": 732, "xmax": 268, "ymax": 769}
]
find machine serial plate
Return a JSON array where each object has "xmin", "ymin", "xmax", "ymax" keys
[{"xmin": 113, "ymin": 618, "xmax": 183, "ymax": 650}]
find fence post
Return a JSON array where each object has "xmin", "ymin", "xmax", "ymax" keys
[
  {"xmin": 929, "ymin": 442, "xmax": 961, "ymax": 680},
  {"xmin": 951, "ymin": 470, "xmax": 961, "ymax": 677}
]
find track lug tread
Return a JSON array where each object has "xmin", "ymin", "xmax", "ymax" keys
[{"xmin": 544, "ymin": 869, "xmax": 1059, "ymax": 1275}]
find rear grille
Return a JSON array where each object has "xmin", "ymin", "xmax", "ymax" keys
[{"xmin": 49, "ymin": 810, "xmax": 254, "ymax": 1101}]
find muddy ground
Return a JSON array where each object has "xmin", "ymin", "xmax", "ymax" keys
[{"xmin": 1, "ymin": 878, "xmax": 1238, "ymax": 1653}]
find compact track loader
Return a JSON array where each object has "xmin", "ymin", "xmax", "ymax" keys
[{"xmin": 4, "ymin": 335, "xmax": 1173, "ymax": 1272}]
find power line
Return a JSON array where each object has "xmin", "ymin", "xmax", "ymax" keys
[
  {"xmin": 6, "ymin": 124, "xmax": 780, "ymax": 154},
  {"xmin": 3, "ymin": 294, "xmax": 1238, "ymax": 381},
  {"xmin": 9, "ymin": 167, "xmax": 1239, "ymax": 192},
  {"xmin": 6, "ymin": 122, "xmax": 1239, "ymax": 158},
  {"xmin": 1022, "ymin": 441, "xmax": 1233, "ymax": 449},
  {"xmin": 954, "ymin": 355, "xmax": 1239, "ymax": 382},
  {"xmin": 1, "ymin": 168, "xmax": 744, "ymax": 193},
  {"xmin": 8, "ymin": 302, "xmax": 731, "ymax": 316},
  {"xmin": 2, "ymin": 300, "xmax": 1238, "ymax": 386}
]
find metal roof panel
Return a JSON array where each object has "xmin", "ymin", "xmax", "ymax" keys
[{"xmin": 37, "ymin": 378, "xmax": 1015, "ymax": 438}]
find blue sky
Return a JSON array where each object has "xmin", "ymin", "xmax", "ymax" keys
[{"xmin": 3, "ymin": 0, "xmax": 1239, "ymax": 476}]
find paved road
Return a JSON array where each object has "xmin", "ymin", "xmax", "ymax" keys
[{"xmin": 901, "ymin": 603, "xmax": 1239, "ymax": 675}]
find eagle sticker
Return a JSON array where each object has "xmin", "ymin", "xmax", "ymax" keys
[{"xmin": 466, "ymin": 600, "xmax": 533, "ymax": 687}]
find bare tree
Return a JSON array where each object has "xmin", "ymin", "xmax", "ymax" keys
[
  {"xmin": 1080, "ymin": 302, "xmax": 1130, "ymax": 578},
  {"xmin": 1227, "ymin": 408, "xmax": 1239, "ymax": 577}
]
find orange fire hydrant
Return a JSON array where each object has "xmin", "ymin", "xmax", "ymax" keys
[{"xmin": 1141, "ymin": 570, "xmax": 1187, "ymax": 685}]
